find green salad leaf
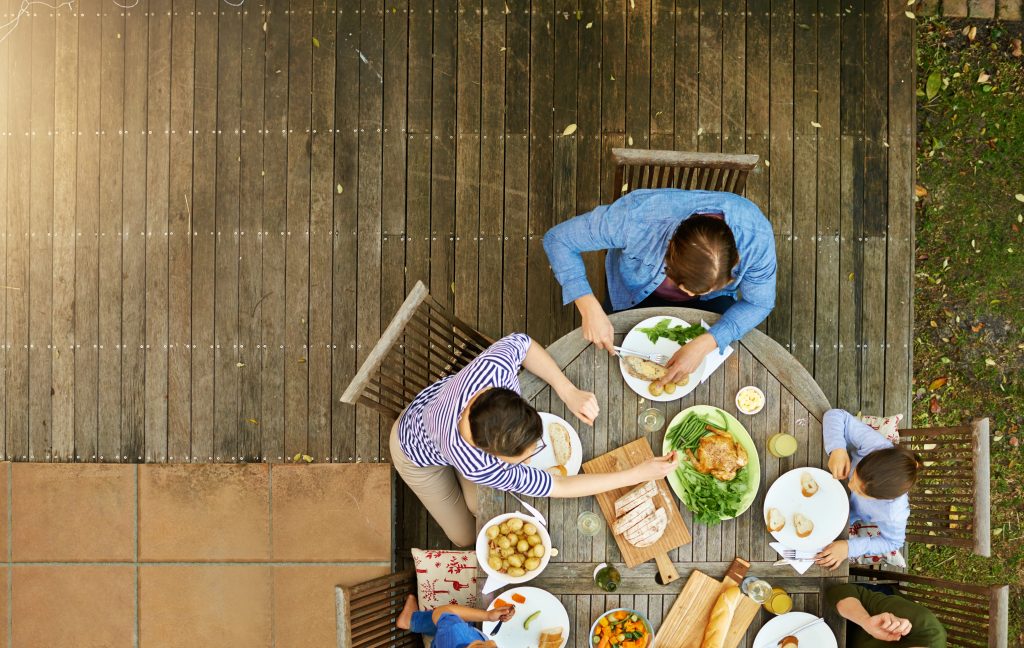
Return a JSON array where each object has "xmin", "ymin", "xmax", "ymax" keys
[
  {"xmin": 638, "ymin": 318, "xmax": 705, "ymax": 346},
  {"xmin": 675, "ymin": 463, "xmax": 749, "ymax": 526}
]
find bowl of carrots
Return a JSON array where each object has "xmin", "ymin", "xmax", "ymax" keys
[{"xmin": 589, "ymin": 608, "xmax": 654, "ymax": 648}]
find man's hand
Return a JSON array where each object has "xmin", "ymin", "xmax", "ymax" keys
[
  {"xmin": 487, "ymin": 605, "xmax": 516, "ymax": 623},
  {"xmin": 558, "ymin": 386, "xmax": 600, "ymax": 426},
  {"xmin": 864, "ymin": 612, "xmax": 912, "ymax": 641},
  {"xmin": 577, "ymin": 297, "xmax": 615, "ymax": 354},
  {"xmin": 659, "ymin": 333, "xmax": 716, "ymax": 385},
  {"xmin": 828, "ymin": 449, "xmax": 851, "ymax": 480},
  {"xmin": 814, "ymin": 540, "xmax": 849, "ymax": 571}
]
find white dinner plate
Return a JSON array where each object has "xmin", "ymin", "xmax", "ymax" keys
[
  {"xmin": 524, "ymin": 413, "xmax": 583, "ymax": 476},
  {"xmin": 618, "ymin": 315, "xmax": 708, "ymax": 402},
  {"xmin": 763, "ymin": 467, "xmax": 850, "ymax": 552},
  {"xmin": 482, "ymin": 586, "xmax": 570, "ymax": 648},
  {"xmin": 752, "ymin": 612, "xmax": 837, "ymax": 648}
]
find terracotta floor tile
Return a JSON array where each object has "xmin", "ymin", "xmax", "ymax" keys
[
  {"xmin": 139, "ymin": 565, "xmax": 271, "ymax": 648},
  {"xmin": 12, "ymin": 565, "xmax": 135, "ymax": 648},
  {"xmin": 271, "ymin": 464, "xmax": 391, "ymax": 561},
  {"xmin": 139, "ymin": 463, "xmax": 270, "ymax": 561},
  {"xmin": 0, "ymin": 463, "xmax": 9, "ymax": 560},
  {"xmin": 12, "ymin": 463, "xmax": 135, "ymax": 561},
  {"xmin": 0, "ymin": 567, "xmax": 8, "ymax": 644},
  {"xmin": 273, "ymin": 565, "xmax": 391, "ymax": 648}
]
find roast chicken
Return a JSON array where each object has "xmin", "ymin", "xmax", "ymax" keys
[{"xmin": 685, "ymin": 428, "xmax": 748, "ymax": 481}]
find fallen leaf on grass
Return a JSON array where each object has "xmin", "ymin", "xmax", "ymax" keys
[
  {"xmin": 1011, "ymin": 38, "xmax": 1022, "ymax": 58},
  {"xmin": 985, "ymin": 358, "xmax": 997, "ymax": 367},
  {"xmin": 977, "ymin": 71, "xmax": 991, "ymax": 84},
  {"xmin": 929, "ymin": 320, "xmax": 938, "ymax": 328},
  {"xmin": 1010, "ymin": 437, "xmax": 1020, "ymax": 448},
  {"xmin": 561, "ymin": 123, "xmax": 578, "ymax": 136},
  {"xmin": 929, "ymin": 396, "xmax": 941, "ymax": 414},
  {"xmin": 928, "ymin": 377, "xmax": 947, "ymax": 390},
  {"xmin": 971, "ymin": 322, "xmax": 984, "ymax": 333},
  {"xmin": 915, "ymin": 184, "xmax": 928, "ymax": 198},
  {"xmin": 968, "ymin": 26, "xmax": 977, "ymax": 41},
  {"xmin": 1015, "ymin": 194, "xmax": 1024, "ymax": 203},
  {"xmin": 925, "ymin": 71, "xmax": 941, "ymax": 100},
  {"xmin": 904, "ymin": 10, "xmax": 915, "ymax": 18}
]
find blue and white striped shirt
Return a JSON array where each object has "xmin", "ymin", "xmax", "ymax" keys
[{"xmin": 397, "ymin": 333, "xmax": 554, "ymax": 498}]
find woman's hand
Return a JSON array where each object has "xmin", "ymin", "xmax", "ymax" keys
[
  {"xmin": 577, "ymin": 296, "xmax": 616, "ymax": 354},
  {"xmin": 558, "ymin": 386, "xmax": 600, "ymax": 426},
  {"xmin": 814, "ymin": 540, "xmax": 849, "ymax": 571},
  {"xmin": 864, "ymin": 612, "xmax": 912, "ymax": 641},
  {"xmin": 659, "ymin": 333, "xmax": 717, "ymax": 385},
  {"xmin": 828, "ymin": 449, "xmax": 851, "ymax": 480},
  {"xmin": 630, "ymin": 452, "xmax": 680, "ymax": 482},
  {"xmin": 487, "ymin": 605, "xmax": 516, "ymax": 623}
]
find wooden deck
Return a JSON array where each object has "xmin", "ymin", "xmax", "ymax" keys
[{"xmin": 0, "ymin": 0, "xmax": 913, "ymax": 471}]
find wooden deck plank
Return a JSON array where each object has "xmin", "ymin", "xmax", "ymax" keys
[
  {"xmin": 698, "ymin": 0, "xmax": 723, "ymax": 153},
  {"xmin": 237, "ymin": 0, "xmax": 267, "ymax": 462},
  {"xmin": 29, "ymin": 4, "xmax": 56, "ymax": 460},
  {"xmin": 673, "ymin": 0, "xmax": 699, "ymax": 152},
  {"xmin": 431, "ymin": 0, "xmax": 458, "ymax": 318},
  {"xmin": 308, "ymin": 0, "xmax": 336, "ymax": 461},
  {"xmin": 721, "ymin": 0, "xmax": 744, "ymax": 155},
  {"xmin": 122, "ymin": 0, "xmax": 150, "ymax": 462},
  {"xmin": 0, "ymin": 0, "xmax": 9, "ymax": 457},
  {"xmin": 144, "ymin": 0, "xmax": 172, "ymax": 462},
  {"xmin": 454, "ymin": 0, "xmax": 479, "ymax": 327},
  {"xmin": 625, "ymin": 0, "xmax": 651, "ymax": 149},
  {"xmin": 502, "ymin": 0, "xmax": 529, "ymax": 334},
  {"xmin": 167, "ymin": 0, "xmax": 196, "ymax": 461},
  {"xmin": 650, "ymin": 0, "xmax": 673, "ymax": 148},
  {"xmin": 576, "ymin": 0, "xmax": 603, "ymax": 313},
  {"xmin": 549, "ymin": 0, "xmax": 577, "ymax": 339}
]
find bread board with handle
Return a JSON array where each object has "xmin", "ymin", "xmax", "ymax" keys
[
  {"xmin": 654, "ymin": 557, "xmax": 761, "ymax": 648},
  {"xmin": 582, "ymin": 437, "xmax": 691, "ymax": 584}
]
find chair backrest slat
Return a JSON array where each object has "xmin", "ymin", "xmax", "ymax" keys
[
  {"xmin": 341, "ymin": 281, "xmax": 495, "ymax": 421},
  {"xmin": 337, "ymin": 570, "xmax": 419, "ymax": 648},
  {"xmin": 900, "ymin": 418, "xmax": 990, "ymax": 556},
  {"xmin": 610, "ymin": 148, "xmax": 759, "ymax": 201}
]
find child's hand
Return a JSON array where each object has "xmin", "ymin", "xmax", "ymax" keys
[
  {"xmin": 814, "ymin": 540, "xmax": 848, "ymax": 571},
  {"xmin": 487, "ymin": 606, "xmax": 515, "ymax": 623},
  {"xmin": 828, "ymin": 449, "xmax": 851, "ymax": 480},
  {"xmin": 864, "ymin": 612, "xmax": 912, "ymax": 641}
]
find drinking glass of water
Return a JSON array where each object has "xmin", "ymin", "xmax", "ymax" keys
[
  {"xmin": 638, "ymin": 407, "xmax": 665, "ymax": 433},
  {"xmin": 577, "ymin": 511, "xmax": 604, "ymax": 536},
  {"xmin": 741, "ymin": 576, "xmax": 773, "ymax": 604}
]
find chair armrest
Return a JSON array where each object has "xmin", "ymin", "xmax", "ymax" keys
[{"xmin": 972, "ymin": 417, "xmax": 991, "ymax": 557}]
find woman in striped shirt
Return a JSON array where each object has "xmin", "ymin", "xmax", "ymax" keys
[{"xmin": 390, "ymin": 332, "xmax": 679, "ymax": 547}]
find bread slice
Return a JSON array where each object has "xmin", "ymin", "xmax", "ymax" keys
[
  {"xmin": 613, "ymin": 497, "xmax": 655, "ymax": 535},
  {"xmin": 538, "ymin": 627, "xmax": 564, "ymax": 648},
  {"xmin": 545, "ymin": 465, "xmax": 567, "ymax": 477},
  {"xmin": 624, "ymin": 507, "xmax": 667, "ymax": 547},
  {"xmin": 614, "ymin": 481, "xmax": 657, "ymax": 517},
  {"xmin": 800, "ymin": 471, "xmax": 819, "ymax": 498},
  {"xmin": 548, "ymin": 422, "xmax": 573, "ymax": 466},
  {"xmin": 778, "ymin": 635, "xmax": 799, "ymax": 648},
  {"xmin": 766, "ymin": 507, "xmax": 786, "ymax": 533},
  {"xmin": 793, "ymin": 512, "xmax": 815, "ymax": 538},
  {"xmin": 622, "ymin": 355, "xmax": 668, "ymax": 381}
]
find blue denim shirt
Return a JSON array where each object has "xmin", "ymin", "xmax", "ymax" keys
[
  {"xmin": 823, "ymin": 409, "xmax": 911, "ymax": 558},
  {"xmin": 542, "ymin": 189, "xmax": 776, "ymax": 352}
]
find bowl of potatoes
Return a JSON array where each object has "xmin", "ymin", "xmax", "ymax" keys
[{"xmin": 476, "ymin": 512, "xmax": 552, "ymax": 584}]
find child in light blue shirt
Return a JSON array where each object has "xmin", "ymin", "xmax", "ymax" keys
[
  {"xmin": 815, "ymin": 409, "xmax": 921, "ymax": 569},
  {"xmin": 396, "ymin": 594, "xmax": 515, "ymax": 648}
]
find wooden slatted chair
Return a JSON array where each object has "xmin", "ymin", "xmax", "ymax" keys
[
  {"xmin": 901, "ymin": 418, "xmax": 991, "ymax": 557},
  {"xmin": 336, "ymin": 569, "xmax": 419, "ymax": 648},
  {"xmin": 611, "ymin": 148, "xmax": 760, "ymax": 200},
  {"xmin": 850, "ymin": 566, "xmax": 1009, "ymax": 648},
  {"xmin": 340, "ymin": 281, "xmax": 494, "ymax": 421}
]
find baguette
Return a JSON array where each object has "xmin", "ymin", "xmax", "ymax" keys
[
  {"xmin": 700, "ymin": 586, "xmax": 743, "ymax": 648},
  {"xmin": 613, "ymin": 497, "xmax": 656, "ymax": 535},
  {"xmin": 614, "ymin": 481, "xmax": 657, "ymax": 517},
  {"xmin": 766, "ymin": 507, "xmax": 786, "ymax": 533},
  {"xmin": 800, "ymin": 471, "xmax": 819, "ymax": 498},
  {"xmin": 548, "ymin": 422, "xmax": 573, "ymax": 466}
]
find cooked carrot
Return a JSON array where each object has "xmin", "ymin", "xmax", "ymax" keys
[
  {"xmin": 635, "ymin": 637, "xmax": 647, "ymax": 648},
  {"xmin": 493, "ymin": 598, "xmax": 509, "ymax": 608},
  {"xmin": 614, "ymin": 611, "xmax": 628, "ymax": 621},
  {"xmin": 597, "ymin": 638, "xmax": 609, "ymax": 648},
  {"xmin": 510, "ymin": 593, "xmax": 526, "ymax": 604}
]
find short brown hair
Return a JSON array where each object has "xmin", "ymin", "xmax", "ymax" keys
[
  {"xmin": 468, "ymin": 388, "xmax": 543, "ymax": 457},
  {"xmin": 664, "ymin": 214, "xmax": 739, "ymax": 294},
  {"xmin": 855, "ymin": 446, "xmax": 922, "ymax": 499}
]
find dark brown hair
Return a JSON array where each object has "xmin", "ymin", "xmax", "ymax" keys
[
  {"xmin": 854, "ymin": 446, "xmax": 922, "ymax": 499},
  {"xmin": 664, "ymin": 214, "xmax": 739, "ymax": 294},
  {"xmin": 468, "ymin": 388, "xmax": 543, "ymax": 458}
]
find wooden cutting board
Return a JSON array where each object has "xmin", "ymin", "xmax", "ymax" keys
[
  {"xmin": 654, "ymin": 558, "xmax": 761, "ymax": 648},
  {"xmin": 582, "ymin": 437, "xmax": 691, "ymax": 584}
]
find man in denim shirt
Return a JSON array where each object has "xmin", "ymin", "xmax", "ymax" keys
[{"xmin": 543, "ymin": 189, "xmax": 776, "ymax": 382}]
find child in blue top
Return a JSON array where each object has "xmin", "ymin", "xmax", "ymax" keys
[
  {"xmin": 815, "ymin": 409, "xmax": 922, "ymax": 570},
  {"xmin": 396, "ymin": 594, "xmax": 515, "ymax": 648}
]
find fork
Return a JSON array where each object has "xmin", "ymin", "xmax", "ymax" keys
[
  {"xmin": 780, "ymin": 549, "xmax": 822, "ymax": 561},
  {"xmin": 614, "ymin": 346, "xmax": 671, "ymax": 365}
]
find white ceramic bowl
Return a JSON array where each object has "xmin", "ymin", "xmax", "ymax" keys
[
  {"xmin": 588, "ymin": 608, "xmax": 656, "ymax": 648},
  {"xmin": 476, "ymin": 512, "xmax": 553, "ymax": 585},
  {"xmin": 735, "ymin": 385, "xmax": 766, "ymax": 415}
]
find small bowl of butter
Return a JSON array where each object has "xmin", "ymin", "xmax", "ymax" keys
[{"xmin": 735, "ymin": 385, "xmax": 766, "ymax": 415}]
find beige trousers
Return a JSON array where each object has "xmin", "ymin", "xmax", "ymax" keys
[{"xmin": 390, "ymin": 421, "xmax": 479, "ymax": 548}]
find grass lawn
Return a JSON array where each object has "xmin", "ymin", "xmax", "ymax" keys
[{"xmin": 914, "ymin": 18, "xmax": 1024, "ymax": 643}]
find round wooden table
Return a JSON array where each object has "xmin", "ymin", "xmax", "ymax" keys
[{"xmin": 476, "ymin": 307, "xmax": 848, "ymax": 648}]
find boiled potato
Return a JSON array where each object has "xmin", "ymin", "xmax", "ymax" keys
[
  {"xmin": 663, "ymin": 382, "xmax": 676, "ymax": 394},
  {"xmin": 507, "ymin": 567, "xmax": 526, "ymax": 577},
  {"xmin": 499, "ymin": 522, "xmax": 510, "ymax": 535},
  {"xmin": 485, "ymin": 525, "xmax": 500, "ymax": 540},
  {"xmin": 488, "ymin": 548, "xmax": 499, "ymax": 559},
  {"xmin": 488, "ymin": 556, "xmax": 502, "ymax": 570},
  {"xmin": 527, "ymin": 534, "xmax": 541, "ymax": 547},
  {"xmin": 516, "ymin": 539, "xmax": 530, "ymax": 553},
  {"xmin": 501, "ymin": 558, "xmax": 509, "ymax": 569},
  {"xmin": 500, "ymin": 547, "xmax": 515, "ymax": 558},
  {"xmin": 496, "ymin": 536, "xmax": 511, "ymax": 549},
  {"xmin": 522, "ymin": 523, "xmax": 537, "ymax": 536},
  {"xmin": 507, "ymin": 518, "xmax": 524, "ymax": 532},
  {"xmin": 508, "ymin": 554, "xmax": 523, "ymax": 568},
  {"xmin": 532, "ymin": 544, "xmax": 546, "ymax": 558},
  {"xmin": 524, "ymin": 557, "xmax": 540, "ymax": 571},
  {"xmin": 648, "ymin": 382, "xmax": 664, "ymax": 397}
]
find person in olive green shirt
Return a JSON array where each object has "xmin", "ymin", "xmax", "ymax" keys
[{"xmin": 827, "ymin": 584, "xmax": 947, "ymax": 647}]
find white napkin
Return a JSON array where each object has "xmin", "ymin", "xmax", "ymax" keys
[
  {"xmin": 698, "ymin": 319, "xmax": 734, "ymax": 384},
  {"xmin": 770, "ymin": 541, "xmax": 816, "ymax": 574}
]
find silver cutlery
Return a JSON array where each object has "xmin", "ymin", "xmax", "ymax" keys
[
  {"xmin": 614, "ymin": 347, "xmax": 671, "ymax": 365},
  {"xmin": 780, "ymin": 549, "xmax": 822, "ymax": 561},
  {"xmin": 753, "ymin": 616, "xmax": 826, "ymax": 648}
]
